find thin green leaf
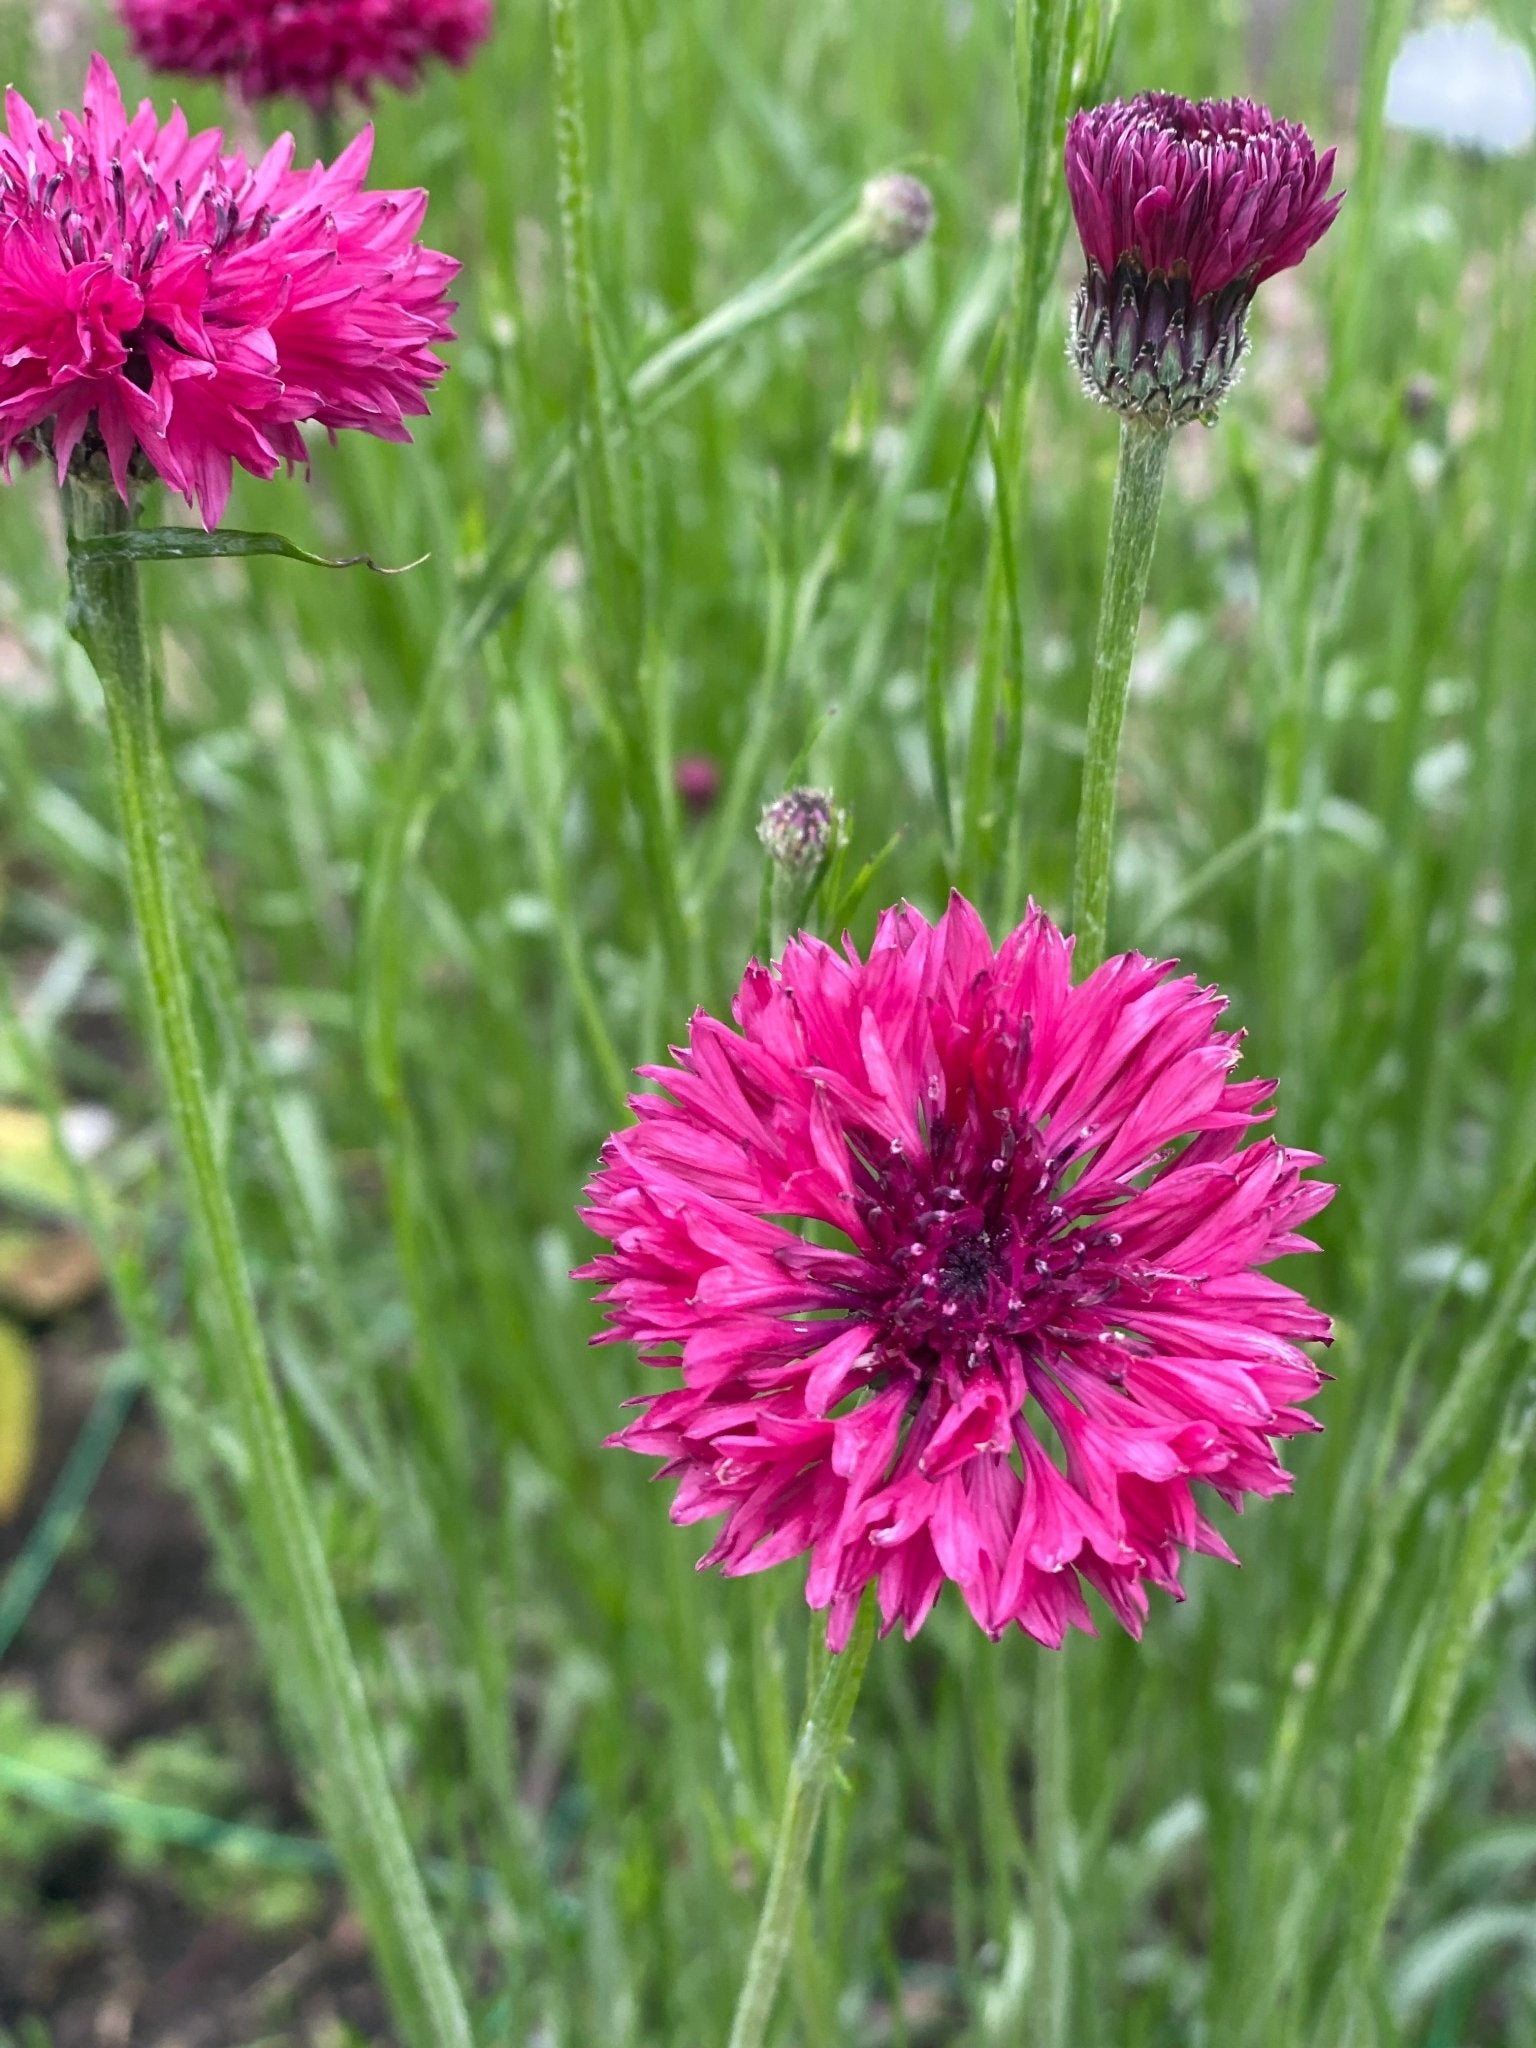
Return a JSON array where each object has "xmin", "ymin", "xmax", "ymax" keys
[{"xmin": 68, "ymin": 528, "xmax": 427, "ymax": 575}]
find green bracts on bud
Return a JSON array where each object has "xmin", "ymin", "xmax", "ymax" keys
[{"xmin": 1073, "ymin": 259, "xmax": 1251, "ymax": 428}]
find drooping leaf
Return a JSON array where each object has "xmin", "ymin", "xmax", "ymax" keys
[{"xmin": 68, "ymin": 528, "xmax": 427, "ymax": 576}]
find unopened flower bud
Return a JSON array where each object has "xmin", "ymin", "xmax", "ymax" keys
[
  {"xmin": 758, "ymin": 788, "xmax": 845, "ymax": 874},
  {"xmin": 674, "ymin": 753, "xmax": 721, "ymax": 818},
  {"xmin": 858, "ymin": 173, "xmax": 936, "ymax": 260},
  {"xmin": 1065, "ymin": 95, "xmax": 1342, "ymax": 427}
]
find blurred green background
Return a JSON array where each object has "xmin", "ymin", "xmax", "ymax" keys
[{"xmin": 2, "ymin": 0, "xmax": 1536, "ymax": 2041}]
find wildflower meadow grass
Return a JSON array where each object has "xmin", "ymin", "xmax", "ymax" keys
[{"xmin": 1, "ymin": 0, "xmax": 1535, "ymax": 2042}]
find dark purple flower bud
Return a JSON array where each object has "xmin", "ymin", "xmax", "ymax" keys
[{"xmin": 1065, "ymin": 94, "xmax": 1343, "ymax": 427}]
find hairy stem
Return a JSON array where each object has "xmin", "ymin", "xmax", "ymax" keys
[
  {"xmin": 1032, "ymin": 1649, "xmax": 1071, "ymax": 2048},
  {"xmin": 1072, "ymin": 418, "xmax": 1173, "ymax": 974},
  {"xmin": 727, "ymin": 1597, "xmax": 877, "ymax": 2048},
  {"xmin": 62, "ymin": 478, "xmax": 473, "ymax": 2048}
]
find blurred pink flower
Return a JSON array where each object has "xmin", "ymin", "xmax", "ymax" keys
[
  {"xmin": 0, "ymin": 56, "xmax": 457, "ymax": 528},
  {"xmin": 580, "ymin": 896, "xmax": 1333, "ymax": 1652},
  {"xmin": 118, "ymin": 0, "xmax": 492, "ymax": 109},
  {"xmin": 1065, "ymin": 94, "xmax": 1342, "ymax": 424},
  {"xmin": 674, "ymin": 754, "xmax": 722, "ymax": 818}
]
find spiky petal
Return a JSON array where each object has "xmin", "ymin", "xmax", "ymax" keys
[
  {"xmin": 0, "ymin": 56, "xmax": 457, "ymax": 528},
  {"xmin": 579, "ymin": 895, "xmax": 1333, "ymax": 1652}
]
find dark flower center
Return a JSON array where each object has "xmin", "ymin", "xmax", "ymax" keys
[
  {"xmin": 939, "ymin": 1230, "xmax": 996, "ymax": 1302},
  {"xmin": 850, "ymin": 1113, "xmax": 1126, "ymax": 1387}
]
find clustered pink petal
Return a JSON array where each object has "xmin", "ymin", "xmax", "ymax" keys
[
  {"xmin": 580, "ymin": 896, "xmax": 1333, "ymax": 1653},
  {"xmin": 118, "ymin": 0, "xmax": 492, "ymax": 110},
  {"xmin": 0, "ymin": 56, "xmax": 458, "ymax": 529},
  {"xmin": 1065, "ymin": 92, "xmax": 1342, "ymax": 301}
]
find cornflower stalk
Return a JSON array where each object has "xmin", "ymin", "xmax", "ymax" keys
[
  {"xmin": 1070, "ymin": 417, "xmax": 1173, "ymax": 967},
  {"xmin": 726, "ymin": 1596, "xmax": 878, "ymax": 2048},
  {"xmin": 1031, "ymin": 420, "xmax": 1174, "ymax": 2048},
  {"xmin": 62, "ymin": 477, "xmax": 472, "ymax": 2048}
]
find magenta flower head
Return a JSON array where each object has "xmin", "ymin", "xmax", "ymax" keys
[
  {"xmin": 1065, "ymin": 94, "xmax": 1342, "ymax": 426},
  {"xmin": 579, "ymin": 896, "xmax": 1333, "ymax": 1652},
  {"xmin": 0, "ymin": 57, "xmax": 457, "ymax": 529},
  {"xmin": 118, "ymin": 0, "xmax": 492, "ymax": 111}
]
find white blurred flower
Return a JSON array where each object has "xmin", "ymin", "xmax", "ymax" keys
[{"xmin": 1386, "ymin": 18, "xmax": 1536, "ymax": 156}]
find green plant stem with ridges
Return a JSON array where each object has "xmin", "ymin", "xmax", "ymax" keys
[
  {"xmin": 1322, "ymin": 1393, "xmax": 1534, "ymax": 2042},
  {"xmin": 61, "ymin": 478, "xmax": 473, "ymax": 2048},
  {"xmin": 726, "ymin": 1595, "xmax": 877, "ymax": 2048},
  {"xmin": 1048, "ymin": 407, "xmax": 1170, "ymax": 2048},
  {"xmin": 1032, "ymin": 1649, "xmax": 1070, "ymax": 2048},
  {"xmin": 1071, "ymin": 418, "xmax": 1173, "ymax": 973},
  {"xmin": 547, "ymin": 0, "xmax": 692, "ymax": 994}
]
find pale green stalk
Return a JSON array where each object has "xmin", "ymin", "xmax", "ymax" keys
[
  {"xmin": 1048, "ymin": 409, "xmax": 1172, "ymax": 2048},
  {"xmin": 1031, "ymin": 1651, "xmax": 1071, "ymax": 2048},
  {"xmin": 1005, "ymin": 0, "xmax": 1073, "ymax": 456},
  {"xmin": 1260, "ymin": 0, "xmax": 1415, "ymax": 1105},
  {"xmin": 548, "ymin": 0, "xmax": 689, "ymax": 992},
  {"xmin": 726, "ymin": 1597, "xmax": 878, "ymax": 2048},
  {"xmin": 1320, "ymin": 1394, "xmax": 1534, "ymax": 2042},
  {"xmin": 1071, "ymin": 419, "xmax": 1173, "ymax": 971},
  {"xmin": 62, "ymin": 478, "xmax": 472, "ymax": 2048}
]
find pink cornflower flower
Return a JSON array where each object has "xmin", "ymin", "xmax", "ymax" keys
[
  {"xmin": 1065, "ymin": 93, "xmax": 1342, "ymax": 425},
  {"xmin": 0, "ymin": 57, "xmax": 457, "ymax": 528},
  {"xmin": 118, "ymin": 0, "xmax": 492, "ymax": 111},
  {"xmin": 580, "ymin": 897, "xmax": 1333, "ymax": 1652}
]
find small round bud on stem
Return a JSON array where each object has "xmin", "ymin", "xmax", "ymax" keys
[
  {"xmin": 758, "ymin": 788, "xmax": 845, "ymax": 874},
  {"xmin": 857, "ymin": 173, "xmax": 936, "ymax": 259}
]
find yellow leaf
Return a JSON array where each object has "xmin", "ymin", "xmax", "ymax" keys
[
  {"xmin": 0, "ymin": 1106, "xmax": 78, "ymax": 1218},
  {"xmin": 0, "ymin": 1317, "xmax": 39, "ymax": 1521}
]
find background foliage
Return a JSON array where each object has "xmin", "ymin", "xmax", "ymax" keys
[{"xmin": 3, "ymin": 0, "xmax": 1536, "ymax": 2041}]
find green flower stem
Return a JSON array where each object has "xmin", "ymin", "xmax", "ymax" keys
[
  {"xmin": 62, "ymin": 478, "xmax": 473, "ymax": 2048},
  {"xmin": 1031, "ymin": 1650, "xmax": 1070, "ymax": 2048},
  {"xmin": 313, "ymin": 97, "xmax": 343, "ymax": 166},
  {"xmin": 1071, "ymin": 418, "xmax": 1173, "ymax": 975},
  {"xmin": 1045, "ymin": 413, "xmax": 1171, "ymax": 2048},
  {"xmin": 727, "ymin": 1595, "xmax": 878, "ymax": 2048}
]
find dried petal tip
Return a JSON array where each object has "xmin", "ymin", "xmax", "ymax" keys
[
  {"xmin": 758, "ymin": 789, "xmax": 845, "ymax": 873},
  {"xmin": 858, "ymin": 173, "xmax": 937, "ymax": 259},
  {"xmin": 1065, "ymin": 93, "xmax": 1342, "ymax": 426}
]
